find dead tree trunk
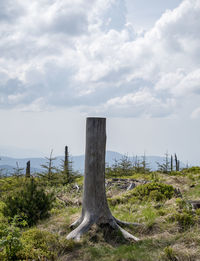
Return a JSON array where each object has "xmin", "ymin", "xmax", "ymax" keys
[
  {"xmin": 175, "ymin": 153, "xmax": 179, "ymax": 171},
  {"xmin": 67, "ymin": 117, "xmax": 139, "ymax": 241},
  {"xmin": 64, "ymin": 146, "xmax": 69, "ymax": 180},
  {"xmin": 170, "ymin": 155, "xmax": 173, "ymax": 172},
  {"xmin": 26, "ymin": 161, "xmax": 30, "ymax": 178}
]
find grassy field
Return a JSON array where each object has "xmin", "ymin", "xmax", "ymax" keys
[{"xmin": 0, "ymin": 168, "xmax": 200, "ymax": 260}]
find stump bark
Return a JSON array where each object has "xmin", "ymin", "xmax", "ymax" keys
[{"xmin": 67, "ymin": 117, "xmax": 139, "ymax": 241}]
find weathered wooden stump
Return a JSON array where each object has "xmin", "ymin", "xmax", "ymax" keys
[{"xmin": 66, "ymin": 117, "xmax": 139, "ymax": 241}]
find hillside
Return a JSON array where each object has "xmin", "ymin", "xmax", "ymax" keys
[
  {"xmin": 0, "ymin": 151, "xmax": 184, "ymax": 175},
  {"xmin": 0, "ymin": 166, "xmax": 200, "ymax": 260}
]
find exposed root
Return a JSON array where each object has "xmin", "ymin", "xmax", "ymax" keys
[
  {"xmin": 67, "ymin": 215, "xmax": 140, "ymax": 242},
  {"xmin": 114, "ymin": 217, "xmax": 142, "ymax": 227},
  {"xmin": 117, "ymin": 225, "xmax": 140, "ymax": 242},
  {"xmin": 67, "ymin": 218, "xmax": 94, "ymax": 241},
  {"xmin": 70, "ymin": 216, "xmax": 83, "ymax": 229}
]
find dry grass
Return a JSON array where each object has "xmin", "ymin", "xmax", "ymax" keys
[{"xmin": 2, "ymin": 170, "xmax": 200, "ymax": 260}]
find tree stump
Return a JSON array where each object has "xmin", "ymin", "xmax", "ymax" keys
[{"xmin": 67, "ymin": 117, "xmax": 139, "ymax": 241}]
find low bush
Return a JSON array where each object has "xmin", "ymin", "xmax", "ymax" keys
[
  {"xmin": 107, "ymin": 195, "xmax": 127, "ymax": 206},
  {"xmin": 174, "ymin": 211, "xmax": 196, "ymax": 230},
  {"xmin": 18, "ymin": 228, "xmax": 60, "ymax": 259},
  {"xmin": 176, "ymin": 198, "xmax": 192, "ymax": 211},
  {"xmin": 167, "ymin": 199, "xmax": 198, "ymax": 230},
  {"xmin": 182, "ymin": 166, "xmax": 200, "ymax": 175},
  {"xmin": 18, "ymin": 228, "xmax": 78, "ymax": 260},
  {"xmin": 131, "ymin": 182, "xmax": 175, "ymax": 202},
  {"xmin": 161, "ymin": 247, "xmax": 178, "ymax": 261},
  {"xmin": 108, "ymin": 182, "xmax": 175, "ymax": 206},
  {"xmin": 0, "ymin": 216, "xmax": 26, "ymax": 261},
  {"xmin": 3, "ymin": 178, "xmax": 54, "ymax": 226},
  {"xmin": 0, "ymin": 201, "xmax": 6, "ymax": 219}
]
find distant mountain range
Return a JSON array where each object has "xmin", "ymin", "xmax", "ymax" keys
[{"xmin": 0, "ymin": 151, "xmax": 184, "ymax": 175}]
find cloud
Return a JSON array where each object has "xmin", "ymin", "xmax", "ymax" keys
[
  {"xmin": 0, "ymin": 0, "xmax": 200, "ymax": 118},
  {"xmin": 191, "ymin": 107, "xmax": 200, "ymax": 119},
  {"xmin": 0, "ymin": 0, "xmax": 24, "ymax": 23},
  {"xmin": 33, "ymin": 0, "xmax": 90, "ymax": 36},
  {"xmin": 155, "ymin": 69, "xmax": 200, "ymax": 96},
  {"xmin": 89, "ymin": 90, "xmax": 176, "ymax": 117},
  {"xmin": 100, "ymin": 0, "xmax": 127, "ymax": 32}
]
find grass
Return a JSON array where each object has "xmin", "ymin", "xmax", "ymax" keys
[
  {"xmin": 185, "ymin": 183, "xmax": 200, "ymax": 199},
  {"xmin": 1, "ymin": 168, "xmax": 200, "ymax": 260}
]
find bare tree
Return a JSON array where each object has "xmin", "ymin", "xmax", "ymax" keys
[
  {"xmin": 26, "ymin": 161, "xmax": 31, "ymax": 178},
  {"xmin": 67, "ymin": 117, "xmax": 139, "ymax": 241},
  {"xmin": 64, "ymin": 146, "xmax": 69, "ymax": 180},
  {"xmin": 141, "ymin": 152, "xmax": 150, "ymax": 173},
  {"xmin": 174, "ymin": 153, "xmax": 180, "ymax": 171},
  {"xmin": 133, "ymin": 155, "xmax": 141, "ymax": 172},
  {"xmin": 39, "ymin": 150, "xmax": 58, "ymax": 182},
  {"xmin": 12, "ymin": 162, "xmax": 24, "ymax": 177},
  {"xmin": 59, "ymin": 146, "xmax": 74, "ymax": 184},
  {"xmin": 157, "ymin": 152, "xmax": 170, "ymax": 174},
  {"xmin": 170, "ymin": 155, "xmax": 173, "ymax": 172}
]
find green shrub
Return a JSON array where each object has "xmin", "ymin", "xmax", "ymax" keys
[
  {"xmin": 0, "ymin": 201, "xmax": 6, "ymax": 219},
  {"xmin": 150, "ymin": 172, "xmax": 160, "ymax": 182},
  {"xmin": 196, "ymin": 208, "xmax": 200, "ymax": 216},
  {"xmin": 0, "ymin": 177, "xmax": 26, "ymax": 199},
  {"xmin": 0, "ymin": 216, "xmax": 26, "ymax": 261},
  {"xmin": 131, "ymin": 182, "xmax": 175, "ymax": 202},
  {"xmin": 157, "ymin": 209, "xmax": 166, "ymax": 216},
  {"xmin": 3, "ymin": 178, "xmax": 54, "ymax": 226},
  {"xmin": 174, "ymin": 211, "xmax": 196, "ymax": 230},
  {"xmin": 108, "ymin": 182, "xmax": 175, "ymax": 206},
  {"xmin": 18, "ymin": 228, "xmax": 78, "ymax": 260},
  {"xmin": 182, "ymin": 166, "xmax": 200, "ymax": 174},
  {"xmin": 107, "ymin": 195, "xmax": 127, "ymax": 206},
  {"xmin": 162, "ymin": 247, "xmax": 178, "ymax": 261},
  {"xmin": 18, "ymin": 228, "xmax": 59, "ymax": 259},
  {"xmin": 176, "ymin": 198, "xmax": 192, "ymax": 211}
]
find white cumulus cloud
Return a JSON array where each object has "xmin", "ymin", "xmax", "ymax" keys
[{"xmin": 0, "ymin": 0, "xmax": 200, "ymax": 118}]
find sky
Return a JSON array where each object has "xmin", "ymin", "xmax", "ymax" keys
[{"xmin": 0, "ymin": 0, "xmax": 200, "ymax": 165}]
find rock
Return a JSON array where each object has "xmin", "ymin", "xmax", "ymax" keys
[{"xmin": 188, "ymin": 200, "xmax": 200, "ymax": 209}]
